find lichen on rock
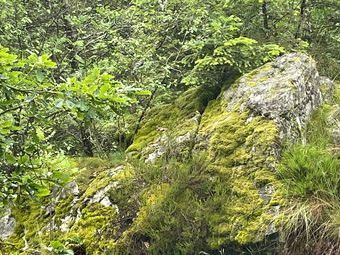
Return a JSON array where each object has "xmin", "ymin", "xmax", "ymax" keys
[
  {"xmin": 224, "ymin": 53, "xmax": 324, "ymax": 141},
  {"xmin": 0, "ymin": 209, "xmax": 15, "ymax": 240}
]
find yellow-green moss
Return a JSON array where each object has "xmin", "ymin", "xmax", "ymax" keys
[
  {"xmin": 113, "ymin": 92, "xmax": 284, "ymax": 253},
  {"xmin": 5, "ymin": 202, "xmax": 52, "ymax": 254},
  {"xmin": 1, "ymin": 156, "xmax": 124, "ymax": 254},
  {"xmin": 8, "ymin": 73, "xmax": 335, "ymax": 254},
  {"xmin": 199, "ymin": 97, "xmax": 281, "ymax": 247},
  {"xmin": 244, "ymin": 63, "xmax": 273, "ymax": 87},
  {"xmin": 63, "ymin": 203, "xmax": 118, "ymax": 255},
  {"xmin": 126, "ymin": 86, "xmax": 219, "ymax": 158}
]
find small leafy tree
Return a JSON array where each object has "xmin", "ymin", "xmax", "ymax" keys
[{"xmin": 0, "ymin": 47, "xmax": 138, "ymax": 206}]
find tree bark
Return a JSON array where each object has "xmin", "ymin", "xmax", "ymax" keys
[
  {"xmin": 262, "ymin": 1, "xmax": 270, "ymax": 36},
  {"xmin": 80, "ymin": 122, "xmax": 94, "ymax": 157},
  {"xmin": 132, "ymin": 87, "xmax": 158, "ymax": 142},
  {"xmin": 295, "ymin": 0, "xmax": 308, "ymax": 39}
]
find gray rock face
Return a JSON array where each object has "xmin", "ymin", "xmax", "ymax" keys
[
  {"xmin": 224, "ymin": 53, "xmax": 324, "ymax": 141},
  {"xmin": 0, "ymin": 209, "xmax": 15, "ymax": 240},
  {"xmin": 143, "ymin": 111, "xmax": 201, "ymax": 162},
  {"xmin": 327, "ymin": 105, "xmax": 340, "ymax": 146},
  {"xmin": 58, "ymin": 166, "xmax": 123, "ymax": 232},
  {"xmin": 319, "ymin": 76, "xmax": 335, "ymax": 102}
]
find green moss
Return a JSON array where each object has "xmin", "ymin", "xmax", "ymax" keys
[
  {"xmin": 198, "ymin": 97, "xmax": 281, "ymax": 247},
  {"xmin": 82, "ymin": 169, "xmax": 112, "ymax": 198},
  {"xmin": 54, "ymin": 195, "xmax": 75, "ymax": 226},
  {"xmin": 116, "ymin": 93, "xmax": 283, "ymax": 253},
  {"xmin": 75, "ymin": 157, "xmax": 109, "ymax": 170},
  {"xmin": 244, "ymin": 63, "xmax": 272, "ymax": 87},
  {"xmin": 8, "ymin": 71, "xmax": 337, "ymax": 254},
  {"xmin": 64, "ymin": 203, "xmax": 118, "ymax": 255},
  {"xmin": 5, "ymin": 202, "xmax": 52, "ymax": 253},
  {"xmin": 255, "ymin": 171, "xmax": 277, "ymax": 186},
  {"xmin": 1, "ymin": 156, "xmax": 123, "ymax": 254},
  {"xmin": 126, "ymin": 86, "xmax": 219, "ymax": 158},
  {"xmin": 74, "ymin": 157, "xmax": 112, "ymax": 193}
]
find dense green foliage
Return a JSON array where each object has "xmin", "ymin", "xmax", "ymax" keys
[
  {"xmin": 227, "ymin": 0, "xmax": 340, "ymax": 77},
  {"xmin": 0, "ymin": 48, "xmax": 139, "ymax": 206},
  {"xmin": 0, "ymin": 0, "xmax": 339, "ymax": 254}
]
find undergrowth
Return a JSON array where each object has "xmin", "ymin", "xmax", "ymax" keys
[{"xmin": 277, "ymin": 102, "xmax": 340, "ymax": 255}]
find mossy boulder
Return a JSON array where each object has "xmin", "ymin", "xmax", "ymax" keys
[
  {"xmin": 126, "ymin": 85, "xmax": 220, "ymax": 162},
  {"xmin": 0, "ymin": 53, "xmax": 336, "ymax": 255}
]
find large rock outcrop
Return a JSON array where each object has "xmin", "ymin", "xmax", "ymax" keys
[
  {"xmin": 0, "ymin": 53, "xmax": 337, "ymax": 255},
  {"xmin": 132, "ymin": 53, "xmax": 328, "ymax": 161}
]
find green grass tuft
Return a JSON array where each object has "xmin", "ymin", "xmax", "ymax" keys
[
  {"xmin": 277, "ymin": 101, "xmax": 340, "ymax": 255},
  {"xmin": 278, "ymin": 144, "xmax": 339, "ymax": 199}
]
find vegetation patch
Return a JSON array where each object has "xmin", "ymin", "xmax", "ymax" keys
[{"xmin": 277, "ymin": 98, "xmax": 340, "ymax": 255}]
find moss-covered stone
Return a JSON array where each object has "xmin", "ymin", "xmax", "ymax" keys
[
  {"xmin": 63, "ymin": 203, "xmax": 118, "ymax": 255},
  {"xmin": 127, "ymin": 86, "xmax": 220, "ymax": 161},
  {"xmin": 196, "ymin": 97, "xmax": 280, "ymax": 247},
  {"xmin": 0, "ymin": 157, "xmax": 122, "ymax": 255}
]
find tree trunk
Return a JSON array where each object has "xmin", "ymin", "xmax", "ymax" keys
[
  {"xmin": 295, "ymin": 0, "xmax": 308, "ymax": 39},
  {"xmin": 131, "ymin": 87, "xmax": 158, "ymax": 141},
  {"xmin": 80, "ymin": 122, "xmax": 94, "ymax": 157},
  {"xmin": 262, "ymin": 1, "xmax": 270, "ymax": 36}
]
